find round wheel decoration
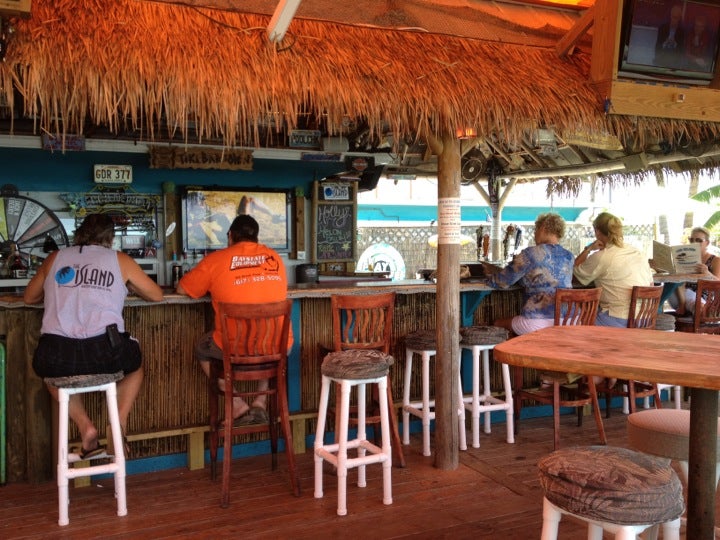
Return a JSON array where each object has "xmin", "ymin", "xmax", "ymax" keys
[{"xmin": 0, "ymin": 189, "xmax": 69, "ymax": 276}]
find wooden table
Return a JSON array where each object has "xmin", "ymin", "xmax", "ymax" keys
[{"xmin": 494, "ymin": 325, "xmax": 720, "ymax": 539}]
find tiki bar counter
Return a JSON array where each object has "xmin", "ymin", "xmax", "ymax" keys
[{"xmin": 3, "ymin": 280, "xmax": 521, "ymax": 483}]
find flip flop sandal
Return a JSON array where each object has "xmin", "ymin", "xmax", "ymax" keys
[
  {"xmin": 233, "ymin": 412, "xmax": 257, "ymax": 426},
  {"xmin": 249, "ymin": 406, "xmax": 269, "ymax": 424},
  {"xmin": 79, "ymin": 446, "xmax": 106, "ymax": 460}
]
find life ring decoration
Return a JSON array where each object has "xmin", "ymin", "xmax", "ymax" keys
[
  {"xmin": 0, "ymin": 192, "xmax": 70, "ymax": 272},
  {"xmin": 357, "ymin": 242, "xmax": 406, "ymax": 281}
]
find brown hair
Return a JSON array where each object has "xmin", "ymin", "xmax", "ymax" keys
[
  {"xmin": 73, "ymin": 214, "xmax": 115, "ymax": 248},
  {"xmin": 593, "ymin": 212, "xmax": 624, "ymax": 247}
]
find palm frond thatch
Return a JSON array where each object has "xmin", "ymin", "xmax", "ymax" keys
[{"xmin": 0, "ymin": 0, "xmax": 718, "ymax": 157}]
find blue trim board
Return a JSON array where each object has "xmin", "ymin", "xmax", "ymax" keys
[{"xmin": 358, "ymin": 205, "xmax": 585, "ymax": 223}]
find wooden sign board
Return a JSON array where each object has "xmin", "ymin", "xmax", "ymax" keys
[
  {"xmin": 0, "ymin": 0, "xmax": 31, "ymax": 18},
  {"xmin": 149, "ymin": 146, "xmax": 253, "ymax": 170},
  {"xmin": 311, "ymin": 180, "xmax": 357, "ymax": 263}
]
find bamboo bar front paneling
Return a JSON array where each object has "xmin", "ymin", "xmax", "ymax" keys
[{"xmin": 3, "ymin": 284, "xmax": 522, "ymax": 483}]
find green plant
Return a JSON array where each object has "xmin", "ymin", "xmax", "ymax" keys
[{"xmin": 692, "ymin": 185, "xmax": 720, "ymax": 232}]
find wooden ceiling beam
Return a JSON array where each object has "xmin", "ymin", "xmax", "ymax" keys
[
  {"xmin": 267, "ymin": 0, "xmax": 302, "ymax": 43},
  {"xmin": 555, "ymin": 5, "xmax": 595, "ymax": 59}
]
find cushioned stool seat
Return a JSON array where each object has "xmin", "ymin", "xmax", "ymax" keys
[
  {"xmin": 538, "ymin": 446, "xmax": 684, "ymax": 539},
  {"xmin": 314, "ymin": 349, "xmax": 394, "ymax": 516},
  {"xmin": 627, "ymin": 408, "xmax": 720, "ymax": 488},
  {"xmin": 654, "ymin": 313, "xmax": 676, "ymax": 331}
]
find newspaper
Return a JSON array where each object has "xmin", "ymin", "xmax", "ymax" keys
[{"xmin": 652, "ymin": 241, "xmax": 701, "ymax": 274}]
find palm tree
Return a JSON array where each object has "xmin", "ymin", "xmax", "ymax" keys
[{"xmin": 692, "ymin": 182, "xmax": 720, "ymax": 231}]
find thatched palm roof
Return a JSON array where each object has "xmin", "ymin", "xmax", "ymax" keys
[{"xmin": 1, "ymin": 0, "xmax": 719, "ymax": 188}]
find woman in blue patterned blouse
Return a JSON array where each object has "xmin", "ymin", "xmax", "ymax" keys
[{"xmin": 483, "ymin": 212, "xmax": 575, "ymax": 336}]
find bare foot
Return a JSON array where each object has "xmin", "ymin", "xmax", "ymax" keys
[
  {"xmin": 232, "ymin": 398, "xmax": 249, "ymax": 420},
  {"xmin": 80, "ymin": 426, "xmax": 99, "ymax": 453}
]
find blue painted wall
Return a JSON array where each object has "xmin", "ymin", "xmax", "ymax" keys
[
  {"xmin": 358, "ymin": 204, "xmax": 585, "ymax": 223},
  {"xmin": 0, "ymin": 147, "xmax": 346, "ymax": 194}
]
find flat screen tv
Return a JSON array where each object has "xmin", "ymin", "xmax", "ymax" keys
[
  {"xmin": 618, "ymin": 0, "xmax": 720, "ymax": 85},
  {"xmin": 180, "ymin": 186, "xmax": 291, "ymax": 253}
]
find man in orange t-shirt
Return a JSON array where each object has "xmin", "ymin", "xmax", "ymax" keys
[{"xmin": 177, "ymin": 214, "xmax": 291, "ymax": 424}]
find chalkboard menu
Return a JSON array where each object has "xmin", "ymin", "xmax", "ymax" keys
[{"xmin": 312, "ymin": 181, "xmax": 357, "ymax": 263}]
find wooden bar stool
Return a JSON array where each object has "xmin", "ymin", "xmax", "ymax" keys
[
  {"xmin": 459, "ymin": 325, "xmax": 513, "ymax": 448},
  {"xmin": 45, "ymin": 371, "xmax": 127, "ymax": 526},
  {"xmin": 328, "ymin": 293, "xmax": 405, "ymax": 468},
  {"xmin": 538, "ymin": 446, "xmax": 684, "ymax": 540},
  {"xmin": 314, "ymin": 349, "xmax": 394, "ymax": 516},
  {"xmin": 208, "ymin": 300, "xmax": 300, "ymax": 508},
  {"xmin": 402, "ymin": 329, "xmax": 466, "ymax": 456}
]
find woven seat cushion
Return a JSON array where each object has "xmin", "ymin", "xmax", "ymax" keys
[
  {"xmin": 628, "ymin": 409, "xmax": 720, "ymax": 463},
  {"xmin": 538, "ymin": 446, "xmax": 684, "ymax": 525},
  {"xmin": 321, "ymin": 350, "xmax": 394, "ymax": 380},
  {"xmin": 654, "ymin": 313, "xmax": 676, "ymax": 331},
  {"xmin": 44, "ymin": 371, "xmax": 124, "ymax": 388},
  {"xmin": 405, "ymin": 329, "xmax": 460, "ymax": 351},
  {"xmin": 460, "ymin": 325, "xmax": 508, "ymax": 346}
]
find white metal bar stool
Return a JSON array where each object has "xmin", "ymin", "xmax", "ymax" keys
[
  {"xmin": 459, "ymin": 326, "xmax": 513, "ymax": 448},
  {"xmin": 402, "ymin": 329, "xmax": 466, "ymax": 456},
  {"xmin": 45, "ymin": 371, "xmax": 127, "ymax": 526},
  {"xmin": 314, "ymin": 350, "xmax": 393, "ymax": 516}
]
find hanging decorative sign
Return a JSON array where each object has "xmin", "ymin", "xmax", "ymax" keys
[
  {"xmin": 41, "ymin": 133, "xmax": 86, "ymax": 152},
  {"xmin": 93, "ymin": 164, "xmax": 133, "ymax": 184},
  {"xmin": 300, "ymin": 152, "xmax": 342, "ymax": 162},
  {"xmin": 289, "ymin": 130, "xmax": 321, "ymax": 148},
  {"xmin": 148, "ymin": 146, "xmax": 253, "ymax": 170},
  {"xmin": 321, "ymin": 183, "xmax": 350, "ymax": 201},
  {"xmin": 345, "ymin": 155, "xmax": 374, "ymax": 172}
]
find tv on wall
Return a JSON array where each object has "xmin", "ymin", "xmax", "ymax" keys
[
  {"xmin": 618, "ymin": 0, "xmax": 720, "ymax": 85},
  {"xmin": 180, "ymin": 186, "xmax": 291, "ymax": 253}
]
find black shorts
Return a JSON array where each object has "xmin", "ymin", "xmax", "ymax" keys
[{"xmin": 32, "ymin": 332, "xmax": 142, "ymax": 378}]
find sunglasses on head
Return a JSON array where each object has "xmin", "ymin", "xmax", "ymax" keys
[{"xmin": 689, "ymin": 237, "xmax": 706, "ymax": 243}]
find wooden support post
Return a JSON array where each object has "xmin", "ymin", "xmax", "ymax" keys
[
  {"xmin": 433, "ymin": 129, "xmax": 461, "ymax": 471},
  {"xmin": 187, "ymin": 431, "xmax": 205, "ymax": 470}
]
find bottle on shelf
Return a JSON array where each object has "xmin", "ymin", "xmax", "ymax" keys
[
  {"xmin": 8, "ymin": 243, "xmax": 27, "ymax": 279},
  {"xmin": 181, "ymin": 250, "xmax": 191, "ymax": 274},
  {"xmin": 43, "ymin": 234, "xmax": 59, "ymax": 253}
]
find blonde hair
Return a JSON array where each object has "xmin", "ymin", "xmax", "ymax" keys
[
  {"xmin": 535, "ymin": 212, "xmax": 566, "ymax": 239},
  {"xmin": 691, "ymin": 226, "xmax": 711, "ymax": 242},
  {"xmin": 593, "ymin": 212, "xmax": 624, "ymax": 247}
]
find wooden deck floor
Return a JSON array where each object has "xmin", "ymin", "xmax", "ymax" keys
[{"xmin": 0, "ymin": 406, "xmax": 713, "ymax": 539}]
